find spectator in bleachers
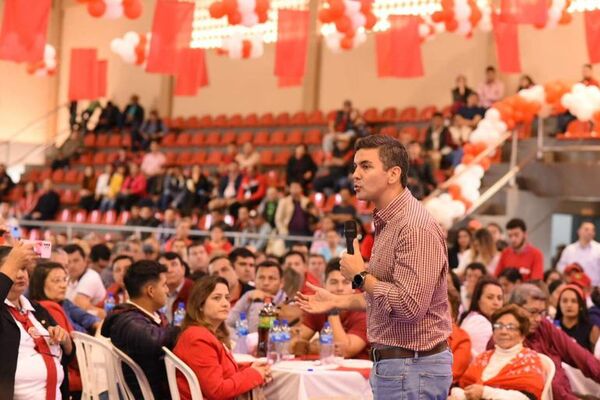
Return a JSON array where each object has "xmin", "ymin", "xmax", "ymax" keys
[
  {"xmin": 286, "ymin": 144, "xmax": 317, "ymax": 187},
  {"xmin": 227, "ymin": 260, "xmax": 285, "ymax": 333},
  {"xmin": 205, "ymin": 225, "xmax": 233, "ymax": 256},
  {"xmin": 457, "ymin": 93, "xmax": 486, "ymax": 129},
  {"xmin": 158, "ymin": 207, "xmax": 177, "ymax": 244},
  {"xmin": 275, "ymin": 181, "xmax": 311, "ymax": 238},
  {"xmin": 495, "ymin": 218, "xmax": 544, "ymax": 281},
  {"xmin": 509, "ymin": 284, "xmax": 600, "ymax": 399},
  {"xmin": 93, "ymin": 164, "xmax": 112, "ymax": 209},
  {"xmin": 78, "ymin": 165, "xmax": 97, "ymax": 212},
  {"xmin": 141, "ymin": 139, "xmax": 167, "ymax": 178},
  {"xmin": 25, "ymin": 178, "xmax": 60, "ymax": 221},
  {"xmin": 237, "ymin": 209, "xmax": 272, "ymax": 252},
  {"xmin": 449, "ymin": 113, "xmax": 472, "ymax": 147},
  {"xmin": 48, "ymin": 129, "xmax": 83, "ymax": 170},
  {"xmin": 94, "ymin": 101, "xmax": 122, "ymax": 133},
  {"xmin": 174, "ymin": 275, "xmax": 269, "ymax": 400},
  {"xmin": 183, "ymin": 165, "xmax": 213, "ymax": 214},
  {"xmin": 477, "ymin": 66, "xmax": 505, "ymax": 108},
  {"xmin": 89, "ymin": 243, "xmax": 111, "ymax": 278},
  {"xmin": 188, "ymin": 241, "xmax": 210, "ymax": 279},
  {"xmin": 101, "ymin": 260, "xmax": 180, "ymax": 400},
  {"xmin": 450, "ymin": 305, "xmax": 545, "ymax": 400},
  {"xmin": 235, "ymin": 165, "xmax": 267, "ymax": 213},
  {"xmin": 498, "ymin": 268, "xmax": 523, "ymax": 303},
  {"xmin": 330, "ymin": 99, "xmax": 359, "ymax": 134},
  {"xmin": 313, "ymin": 135, "xmax": 354, "ymax": 194},
  {"xmin": 544, "ymin": 269, "xmax": 562, "ymax": 287},
  {"xmin": 228, "ymin": 247, "xmax": 256, "ymax": 286},
  {"xmin": 122, "ymin": 94, "xmax": 145, "ymax": 130},
  {"xmin": 113, "ymin": 147, "xmax": 132, "ymax": 168},
  {"xmin": 138, "ymin": 201, "xmax": 160, "ymax": 239},
  {"xmin": 233, "ymin": 205, "xmax": 249, "ymax": 235},
  {"xmin": 310, "ymin": 216, "xmax": 336, "ymax": 255},
  {"xmin": 210, "ymin": 162, "xmax": 242, "ymax": 211},
  {"xmin": 222, "ymin": 143, "xmax": 238, "ymax": 165},
  {"xmin": 283, "ymin": 250, "xmax": 320, "ymax": 295},
  {"xmin": 582, "ymin": 63, "xmax": 599, "ymax": 87},
  {"xmin": 1, "ymin": 243, "xmax": 74, "ymax": 400},
  {"xmin": 124, "ymin": 204, "xmax": 141, "ymax": 227},
  {"xmin": 330, "ymin": 188, "xmax": 357, "ymax": 228},
  {"xmin": 486, "ymin": 222, "xmax": 508, "ymax": 252},
  {"xmin": 147, "ymin": 166, "xmax": 166, "ymax": 205},
  {"xmin": 294, "ymin": 258, "xmax": 368, "ymax": 359},
  {"xmin": 590, "ymin": 287, "xmax": 600, "ymax": 327},
  {"xmin": 158, "ymin": 251, "xmax": 193, "ymax": 323},
  {"xmin": 556, "ymin": 221, "xmax": 600, "ymax": 287},
  {"xmin": 462, "ymin": 262, "xmax": 489, "ymax": 311},
  {"xmin": 258, "ymin": 186, "xmax": 279, "ymax": 228},
  {"xmin": 458, "ymin": 228, "xmax": 500, "ymax": 276},
  {"xmin": 16, "ymin": 181, "xmax": 38, "ymax": 218},
  {"xmin": 308, "ymin": 254, "xmax": 327, "ymax": 286},
  {"xmin": 116, "ymin": 162, "xmax": 147, "ymax": 211},
  {"xmin": 554, "ymin": 284, "xmax": 599, "ymax": 353},
  {"xmin": 137, "ymin": 109, "xmax": 166, "ymax": 150},
  {"xmin": 99, "ymin": 164, "xmax": 126, "ymax": 212},
  {"xmin": 547, "ymin": 279, "xmax": 565, "ymax": 320},
  {"xmin": 448, "ymin": 228, "xmax": 472, "ymax": 270},
  {"xmin": 235, "ymin": 142, "xmax": 260, "ymax": 171},
  {"xmin": 424, "ymin": 112, "xmax": 460, "ymax": 169},
  {"xmin": 459, "ymin": 277, "xmax": 504, "ymax": 358},
  {"xmin": 64, "ymin": 244, "xmax": 106, "ymax": 318},
  {"xmin": 104, "ymin": 255, "xmax": 133, "ymax": 305},
  {"xmin": 160, "ymin": 166, "xmax": 186, "ymax": 211},
  {"xmin": 517, "ymin": 75, "xmax": 535, "ymax": 92},
  {"xmin": 447, "ymin": 281, "xmax": 472, "ymax": 385},
  {"xmin": 208, "ymin": 255, "xmax": 253, "ymax": 306},
  {"xmin": 0, "ymin": 164, "xmax": 14, "ymax": 200},
  {"xmin": 451, "ymin": 74, "xmax": 475, "ymax": 108},
  {"xmin": 164, "ymin": 217, "xmax": 193, "ymax": 252},
  {"xmin": 406, "ymin": 141, "xmax": 436, "ymax": 200}
]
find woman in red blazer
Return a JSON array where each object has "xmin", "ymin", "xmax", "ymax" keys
[{"xmin": 173, "ymin": 276, "xmax": 271, "ymax": 400}]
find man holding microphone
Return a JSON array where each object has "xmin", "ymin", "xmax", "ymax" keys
[{"xmin": 297, "ymin": 135, "xmax": 452, "ymax": 399}]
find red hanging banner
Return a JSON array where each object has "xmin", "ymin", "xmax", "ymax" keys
[
  {"xmin": 492, "ymin": 14, "xmax": 521, "ymax": 74},
  {"xmin": 585, "ymin": 10, "xmax": 600, "ymax": 64},
  {"xmin": 515, "ymin": 0, "xmax": 548, "ymax": 26},
  {"xmin": 174, "ymin": 48, "xmax": 209, "ymax": 96},
  {"xmin": 146, "ymin": 0, "xmax": 194, "ymax": 74},
  {"xmin": 0, "ymin": 0, "xmax": 52, "ymax": 63},
  {"xmin": 375, "ymin": 16, "xmax": 423, "ymax": 79},
  {"xmin": 274, "ymin": 9, "xmax": 310, "ymax": 87},
  {"xmin": 95, "ymin": 60, "xmax": 108, "ymax": 98},
  {"xmin": 68, "ymin": 49, "xmax": 97, "ymax": 101}
]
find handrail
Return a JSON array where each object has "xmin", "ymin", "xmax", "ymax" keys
[
  {"xmin": 9, "ymin": 127, "xmax": 72, "ymax": 168},
  {"xmin": 17, "ymin": 219, "xmax": 316, "ymax": 243},
  {"xmin": 0, "ymin": 103, "xmax": 68, "ymax": 145}
]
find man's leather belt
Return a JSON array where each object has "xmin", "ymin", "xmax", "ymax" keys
[{"xmin": 370, "ymin": 341, "xmax": 448, "ymax": 361}]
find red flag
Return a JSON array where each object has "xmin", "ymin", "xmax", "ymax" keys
[
  {"xmin": 274, "ymin": 9, "xmax": 310, "ymax": 86},
  {"xmin": 146, "ymin": 0, "xmax": 194, "ymax": 74},
  {"xmin": 68, "ymin": 49, "xmax": 97, "ymax": 101},
  {"xmin": 0, "ymin": 0, "xmax": 51, "ymax": 62},
  {"xmin": 174, "ymin": 48, "xmax": 209, "ymax": 96},
  {"xmin": 516, "ymin": 0, "xmax": 548, "ymax": 26},
  {"xmin": 585, "ymin": 10, "xmax": 600, "ymax": 64},
  {"xmin": 95, "ymin": 60, "xmax": 108, "ymax": 98},
  {"xmin": 492, "ymin": 14, "xmax": 521, "ymax": 74},
  {"xmin": 375, "ymin": 16, "xmax": 423, "ymax": 79}
]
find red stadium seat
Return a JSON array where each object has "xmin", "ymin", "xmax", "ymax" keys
[
  {"xmin": 307, "ymin": 110, "xmax": 325, "ymax": 125},
  {"xmin": 363, "ymin": 108, "xmax": 379, "ymax": 123},
  {"xmin": 270, "ymin": 130, "xmax": 286, "ymax": 146},
  {"xmin": 108, "ymin": 134, "xmax": 122, "ymax": 147},
  {"xmin": 95, "ymin": 134, "xmax": 109, "ymax": 147},
  {"xmin": 273, "ymin": 150, "xmax": 291, "ymax": 166},
  {"xmin": 236, "ymin": 131, "xmax": 253, "ymax": 145},
  {"xmin": 291, "ymin": 111, "xmax": 307, "ymax": 125},
  {"xmin": 399, "ymin": 106, "xmax": 417, "ymax": 122},
  {"xmin": 58, "ymin": 209, "xmax": 72, "ymax": 223},
  {"xmin": 199, "ymin": 115, "xmax": 212, "ymax": 128},
  {"xmin": 229, "ymin": 114, "xmax": 243, "ymax": 127},
  {"xmin": 184, "ymin": 116, "xmax": 199, "ymax": 129},
  {"xmin": 380, "ymin": 126, "xmax": 398, "ymax": 137},
  {"xmin": 52, "ymin": 169, "xmax": 65, "ymax": 183},
  {"xmin": 162, "ymin": 132, "xmax": 177, "ymax": 147},
  {"xmin": 175, "ymin": 132, "xmax": 191, "ymax": 147},
  {"xmin": 243, "ymin": 113, "xmax": 258, "ymax": 126},
  {"xmin": 205, "ymin": 152, "xmax": 222, "ymax": 165},
  {"xmin": 163, "ymin": 117, "xmax": 172, "ymax": 128},
  {"xmin": 259, "ymin": 150, "xmax": 274, "ymax": 166},
  {"xmin": 286, "ymin": 129, "xmax": 303, "ymax": 146},
  {"xmin": 73, "ymin": 209, "xmax": 87, "ymax": 223},
  {"xmin": 213, "ymin": 114, "xmax": 228, "ymax": 127},
  {"xmin": 84, "ymin": 135, "xmax": 96, "ymax": 147},
  {"xmin": 259, "ymin": 113, "xmax": 275, "ymax": 126},
  {"xmin": 92, "ymin": 152, "xmax": 108, "ymax": 165},
  {"xmin": 400, "ymin": 126, "xmax": 419, "ymax": 141},
  {"xmin": 221, "ymin": 130, "xmax": 237, "ymax": 145},
  {"xmin": 87, "ymin": 210, "xmax": 102, "ymax": 224},
  {"xmin": 177, "ymin": 152, "xmax": 193, "ymax": 166},
  {"xmin": 118, "ymin": 211, "xmax": 130, "ymax": 225},
  {"xmin": 326, "ymin": 110, "xmax": 337, "ymax": 123},
  {"xmin": 310, "ymin": 192, "xmax": 327, "ymax": 211},
  {"xmin": 190, "ymin": 133, "xmax": 205, "ymax": 146},
  {"xmin": 312, "ymin": 150, "xmax": 325, "ymax": 165},
  {"xmin": 39, "ymin": 169, "xmax": 52, "ymax": 181},
  {"xmin": 303, "ymin": 129, "xmax": 322, "ymax": 145},
  {"xmin": 165, "ymin": 152, "xmax": 177, "ymax": 166},
  {"xmin": 204, "ymin": 131, "xmax": 221, "ymax": 146},
  {"xmin": 254, "ymin": 130, "xmax": 270, "ymax": 146},
  {"xmin": 103, "ymin": 210, "xmax": 117, "ymax": 225},
  {"xmin": 172, "ymin": 117, "xmax": 184, "ymax": 129},
  {"xmin": 79, "ymin": 153, "xmax": 93, "ymax": 166},
  {"xmin": 381, "ymin": 107, "xmax": 398, "ymax": 122},
  {"xmin": 419, "ymin": 105, "xmax": 437, "ymax": 121},
  {"xmin": 192, "ymin": 152, "xmax": 207, "ymax": 164}
]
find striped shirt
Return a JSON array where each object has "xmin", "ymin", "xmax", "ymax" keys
[{"xmin": 365, "ymin": 188, "xmax": 452, "ymax": 351}]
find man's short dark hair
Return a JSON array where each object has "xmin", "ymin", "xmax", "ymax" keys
[
  {"xmin": 63, "ymin": 244, "xmax": 86, "ymax": 258},
  {"xmin": 112, "ymin": 255, "xmax": 133, "ymax": 267},
  {"xmin": 256, "ymin": 260, "xmax": 282, "ymax": 278},
  {"xmin": 486, "ymin": 65, "xmax": 496, "ymax": 72},
  {"xmin": 432, "ymin": 112, "xmax": 443, "ymax": 118},
  {"xmin": 498, "ymin": 267, "xmax": 522, "ymax": 283},
  {"xmin": 584, "ymin": 63, "xmax": 593, "ymax": 69},
  {"xmin": 0, "ymin": 246, "xmax": 12, "ymax": 264},
  {"xmin": 90, "ymin": 244, "xmax": 111, "ymax": 262},
  {"xmin": 124, "ymin": 260, "xmax": 167, "ymax": 298},
  {"xmin": 283, "ymin": 250, "xmax": 306, "ymax": 264},
  {"xmin": 324, "ymin": 257, "xmax": 342, "ymax": 280},
  {"xmin": 465, "ymin": 262, "xmax": 487, "ymax": 276},
  {"xmin": 487, "ymin": 222, "xmax": 503, "ymax": 233},
  {"xmin": 354, "ymin": 134, "xmax": 409, "ymax": 187},
  {"xmin": 188, "ymin": 241, "xmax": 205, "ymax": 252},
  {"xmin": 228, "ymin": 247, "xmax": 255, "ymax": 265},
  {"xmin": 506, "ymin": 218, "xmax": 527, "ymax": 232}
]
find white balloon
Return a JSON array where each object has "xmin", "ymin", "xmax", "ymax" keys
[
  {"xmin": 241, "ymin": 12, "xmax": 259, "ymax": 27},
  {"xmin": 237, "ymin": 0, "xmax": 256, "ymax": 14},
  {"xmin": 434, "ymin": 22, "xmax": 446, "ymax": 33},
  {"xmin": 44, "ymin": 44, "xmax": 56, "ymax": 60},
  {"xmin": 124, "ymin": 31, "xmax": 140, "ymax": 45},
  {"xmin": 353, "ymin": 30, "xmax": 367, "ymax": 46},
  {"xmin": 351, "ymin": 13, "xmax": 366, "ymax": 30},
  {"xmin": 344, "ymin": 0, "xmax": 361, "ymax": 16},
  {"xmin": 418, "ymin": 24, "xmax": 431, "ymax": 38},
  {"xmin": 45, "ymin": 58, "xmax": 57, "ymax": 69},
  {"xmin": 103, "ymin": 2, "xmax": 123, "ymax": 19},
  {"xmin": 461, "ymin": 186, "xmax": 480, "ymax": 203},
  {"xmin": 454, "ymin": 2, "xmax": 472, "ymax": 21},
  {"xmin": 439, "ymin": 193, "xmax": 453, "ymax": 203},
  {"xmin": 249, "ymin": 37, "xmax": 264, "ymax": 58},
  {"xmin": 110, "ymin": 38, "xmax": 124, "ymax": 54},
  {"xmin": 121, "ymin": 45, "xmax": 136, "ymax": 64},
  {"xmin": 485, "ymin": 108, "xmax": 501, "ymax": 121},
  {"xmin": 456, "ymin": 20, "xmax": 471, "ymax": 36},
  {"xmin": 34, "ymin": 68, "xmax": 47, "ymax": 77},
  {"xmin": 325, "ymin": 32, "xmax": 342, "ymax": 52},
  {"xmin": 450, "ymin": 200, "xmax": 466, "ymax": 217}
]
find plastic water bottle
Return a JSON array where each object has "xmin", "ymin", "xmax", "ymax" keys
[
  {"xmin": 267, "ymin": 320, "xmax": 281, "ymax": 364},
  {"xmin": 234, "ymin": 312, "xmax": 250, "ymax": 354},
  {"xmin": 279, "ymin": 319, "xmax": 292, "ymax": 360},
  {"xmin": 173, "ymin": 302, "xmax": 186, "ymax": 327},
  {"xmin": 104, "ymin": 294, "xmax": 116, "ymax": 314},
  {"xmin": 319, "ymin": 322, "xmax": 334, "ymax": 364}
]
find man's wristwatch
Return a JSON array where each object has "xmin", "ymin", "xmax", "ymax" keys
[
  {"xmin": 352, "ymin": 271, "xmax": 370, "ymax": 289},
  {"xmin": 328, "ymin": 308, "xmax": 340, "ymax": 316}
]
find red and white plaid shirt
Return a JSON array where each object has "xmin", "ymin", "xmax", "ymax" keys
[{"xmin": 366, "ymin": 188, "xmax": 452, "ymax": 351}]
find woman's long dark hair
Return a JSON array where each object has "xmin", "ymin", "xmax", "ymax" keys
[
  {"xmin": 459, "ymin": 276, "xmax": 503, "ymax": 324},
  {"xmin": 452, "ymin": 228, "xmax": 472, "ymax": 252},
  {"xmin": 29, "ymin": 261, "xmax": 66, "ymax": 301},
  {"xmin": 555, "ymin": 286, "xmax": 590, "ymax": 326}
]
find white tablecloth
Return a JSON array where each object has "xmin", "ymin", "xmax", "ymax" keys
[{"xmin": 259, "ymin": 360, "xmax": 373, "ymax": 400}]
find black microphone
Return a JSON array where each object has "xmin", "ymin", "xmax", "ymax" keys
[{"xmin": 344, "ymin": 220, "xmax": 357, "ymax": 255}]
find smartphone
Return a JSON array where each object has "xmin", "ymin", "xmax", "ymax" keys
[{"xmin": 24, "ymin": 240, "xmax": 52, "ymax": 259}]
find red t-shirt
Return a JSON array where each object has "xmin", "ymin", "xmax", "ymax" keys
[
  {"xmin": 299, "ymin": 272, "xmax": 321, "ymax": 295},
  {"xmin": 495, "ymin": 243, "xmax": 544, "ymax": 281},
  {"xmin": 302, "ymin": 310, "xmax": 369, "ymax": 359}
]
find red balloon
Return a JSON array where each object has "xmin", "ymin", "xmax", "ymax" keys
[
  {"xmin": 124, "ymin": 0, "xmax": 142, "ymax": 19},
  {"xmin": 209, "ymin": 1, "xmax": 226, "ymax": 18},
  {"xmin": 479, "ymin": 157, "xmax": 491, "ymax": 171},
  {"xmin": 431, "ymin": 11, "xmax": 445, "ymax": 23},
  {"xmin": 328, "ymin": 0, "xmax": 345, "ymax": 19},
  {"xmin": 462, "ymin": 154, "xmax": 475, "ymax": 164},
  {"xmin": 445, "ymin": 18, "xmax": 458, "ymax": 32},
  {"xmin": 26, "ymin": 63, "xmax": 37, "ymax": 74},
  {"xmin": 365, "ymin": 12, "xmax": 377, "ymax": 30},
  {"xmin": 257, "ymin": 10, "xmax": 268, "ymax": 23},
  {"xmin": 216, "ymin": 48, "xmax": 228, "ymax": 56},
  {"xmin": 360, "ymin": 0, "xmax": 372, "ymax": 13},
  {"xmin": 135, "ymin": 46, "xmax": 145, "ymax": 65},
  {"xmin": 318, "ymin": 8, "xmax": 333, "ymax": 23},
  {"xmin": 335, "ymin": 16, "xmax": 352, "ymax": 33},
  {"xmin": 255, "ymin": 0, "xmax": 269, "ymax": 14},
  {"xmin": 463, "ymin": 143, "xmax": 475, "ymax": 155},
  {"xmin": 447, "ymin": 184, "xmax": 462, "ymax": 200},
  {"xmin": 559, "ymin": 12, "xmax": 572, "ymax": 24},
  {"xmin": 228, "ymin": 11, "xmax": 242, "ymax": 25},
  {"xmin": 223, "ymin": 0, "xmax": 237, "ymax": 14},
  {"xmin": 87, "ymin": 0, "xmax": 106, "ymax": 17},
  {"xmin": 340, "ymin": 36, "xmax": 354, "ymax": 50},
  {"xmin": 242, "ymin": 40, "xmax": 252, "ymax": 58}
]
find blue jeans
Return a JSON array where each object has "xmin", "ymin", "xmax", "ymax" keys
[{"xmin": 370, "ymin": 349, "xmax": 453, "ymax": 400}]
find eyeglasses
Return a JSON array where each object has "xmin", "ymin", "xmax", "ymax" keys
[
  {"xmin": 523, "ymin": 308, "xmax": 547, "ymax": 317},
  {"xmin": 492, "ymin": 323, "xmax": 520, "ymax": 332}
]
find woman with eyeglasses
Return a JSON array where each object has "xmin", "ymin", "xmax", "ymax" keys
[
  {"xmin": 554, "ymin": 284, "xmax": 600, "ymax": 353},
  {"xmin": 450, "ymin": 304, "xmax": 545, "ymax": 400}
]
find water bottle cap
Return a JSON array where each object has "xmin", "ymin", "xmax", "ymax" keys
[
  {"xmin": 273, "ymin": 319, "xmax": 280, "ymax": 326},
  {"xmin": 282, "ymin": 319, "xmax": 288, "ymax": 324},
  {"xmin": 177, "ymin": 302, "xmax": 185, "ymax": 308},
  {"xmin": 323, "ymin": 321, "xmax": 331, "ymax": 328},
  {"xmin": 108, "ymin": 294, "xmax": 114, "ymax": 298},
  {"xmin": 240, "ymin": 312, "xmax": 247, "ymax": 319}
]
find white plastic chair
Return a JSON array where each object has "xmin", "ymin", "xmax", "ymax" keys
[
  {"xmin": 162, "ymin": 346, "xmax": 204, "ymax": 400},
  {"xmin": 538, "ymin": 353, "xmax": 555, "ymax": 400},
  {"xmin": 72, "ymin": 331, "xmax": 119, "ymax": 400},
  {"xmin": 112, "ymin": 344, "xmax": 156, "ymax": 400}
]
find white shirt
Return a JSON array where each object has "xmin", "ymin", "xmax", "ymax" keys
[
  {"xmin": 126, "ymin": 300, "xmax": 162, "ymax": 325},
  {"xmin": 165, "ymin": 280, "xmax": 185, "ymax": 323},
  {"xmin": 557, "ymin": 240, "xmax": 600, "ymax": 286},
  {"xmin": 66, "ymin": 268, "xmax": 107, "ymax": 306},
  {"xmin": 460, "ymin": 311, "xmax": 493, "ymax": 359},
  {"xmin": 456, "ymin": 249, "xmax": 499, "ymax": 276},
  {"xmin": 5, "ymin": 296, "xmax": 64, "ymax": 400}
]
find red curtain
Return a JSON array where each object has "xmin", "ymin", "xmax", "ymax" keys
[
  {"xmin": 69, "ymin": 49, "xmax": 107, "ymax": 101},
  {"xmin": 375, "ymin": 16, "xmax": 423, "ymax": 78},
  {"xmin": 492, "ymin": 14, "xmax": 521, "ymax": 74},
  {"xmin": 174, "ymin": 48, "xmax": 209, "ymax": 96},
  {"xmin": 274, "ymin": 9, "xmax": 310, "ymax": 87},
  {"xmin": 585, "ymin": 10, "xmax": 600, "ymax": 64},
  {"xmin": 0, "ymin": 0, "xmax": 51, "ymax": 63},
  {"xmin": 146, "ymin": 0, "xmax": 195, "ymax": 74}
]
